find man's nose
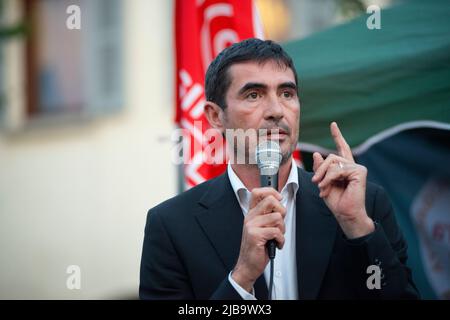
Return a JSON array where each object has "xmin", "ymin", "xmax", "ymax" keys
[{"xmin": 264, "ymin": 93, "xmax": 284, "ymax": 121}]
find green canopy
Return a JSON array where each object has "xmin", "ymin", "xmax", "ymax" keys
[{"xmin": 283, "ymin": 0, "xmax": 450, "ymax": 152}]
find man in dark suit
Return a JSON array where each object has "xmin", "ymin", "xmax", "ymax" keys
[{"xmin": 139, "ymin": 38, "xmax": 419, "ymax": 299}]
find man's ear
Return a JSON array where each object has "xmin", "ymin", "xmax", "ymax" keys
[{"xmin": 204, "ymin": 101, "xmax": 225, "ymax": 133}]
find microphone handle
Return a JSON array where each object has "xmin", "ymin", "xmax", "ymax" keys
[{"xmin": 260, "ymin": 173, "xmax": 278, "ymax": 259}]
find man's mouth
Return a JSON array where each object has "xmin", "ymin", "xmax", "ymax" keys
[{"xmin": 263, "ymin": 128, "xmax": 288, "ymax": 140}]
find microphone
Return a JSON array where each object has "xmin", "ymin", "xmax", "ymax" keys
[{"xmin": 255, "ymin": 140, "xmax": 282, "ymax": 259}]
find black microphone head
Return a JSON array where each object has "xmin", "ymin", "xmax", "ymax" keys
[{"xmin": 255, "ymin": 140, "xmax": 282, "ymax": 176}]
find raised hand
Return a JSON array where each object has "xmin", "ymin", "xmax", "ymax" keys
[{"xmin": 311, "ymin": 122, "xmax": 374, "ymax": 239}]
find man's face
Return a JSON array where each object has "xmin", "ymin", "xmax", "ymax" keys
[{"xmin": 221, "ymin": 60, "xmax": 300, "ymax": 165}]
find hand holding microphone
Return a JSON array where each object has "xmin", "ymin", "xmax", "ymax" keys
[{"xmin": 231, "ymin": 141, "xmax": 285, "ymax": 294}]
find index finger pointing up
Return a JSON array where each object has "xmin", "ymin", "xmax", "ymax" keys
[{"xmin": 330, "ymin": 122, "xmax": 354, "ymax": 162}]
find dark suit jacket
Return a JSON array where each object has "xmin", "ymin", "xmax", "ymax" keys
[{"xmin": 139, "ymin": 167, "xmax": 419, "ymax": 300}]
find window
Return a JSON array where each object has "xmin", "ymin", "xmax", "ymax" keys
[{"xmin": 24, "ymin": 0, "xmax": 123, "ymax": 122}]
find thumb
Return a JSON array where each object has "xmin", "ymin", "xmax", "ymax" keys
[{"xmin": 312, "ymin": 152, "xmax": 324, "ymax": 172}]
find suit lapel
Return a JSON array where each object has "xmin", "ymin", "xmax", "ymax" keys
[
  {"xmin": 195, "ymin": 172, "xmax": 268, "ymax": 300},
  {"xmin": 296, "ymin": 168, "xmax": 337, "ymax": 299}
]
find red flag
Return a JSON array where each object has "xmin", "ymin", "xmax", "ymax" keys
[
  {"xmin": 175, "ymin": 0, "xmax": 264, "ymax": 188},
  {"xmin": 292, "ymin": 148, "xmax": 302, "ymax": 168}
]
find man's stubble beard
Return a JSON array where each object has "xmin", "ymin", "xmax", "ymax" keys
[{"xmin": 222, "ymin": 110, "xmax": 299, "ymax": 166}]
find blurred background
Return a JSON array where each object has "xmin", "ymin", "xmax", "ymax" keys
[{"xmin": 0, "ymin": 0, "xmax": 448, "ymax": 299}]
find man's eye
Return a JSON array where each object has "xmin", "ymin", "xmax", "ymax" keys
[
  {"xmin": 247, "ymin": 92, "xmax": 259, "ymax": 100},
  {"xmin": 282, "ymin": 91, "xmax": 293, "ymax": 98}
]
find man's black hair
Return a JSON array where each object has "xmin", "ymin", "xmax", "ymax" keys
[{"xmin": 205, "ymin": 38, "xmax": 299, "ymax": 110}]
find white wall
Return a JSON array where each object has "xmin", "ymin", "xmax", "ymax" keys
[{"xmin": 0, "ymin": 0, "xmax": 175, "ymax": 299}]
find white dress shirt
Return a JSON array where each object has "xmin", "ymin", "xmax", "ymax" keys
[{"xmin": 227, "ymin": 160, "xmax": 299, "ymax": 300}]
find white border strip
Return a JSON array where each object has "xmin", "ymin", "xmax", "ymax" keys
[{"xmin": 299, "ymin": 120, "xmax": 450, "ymax": 156}]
